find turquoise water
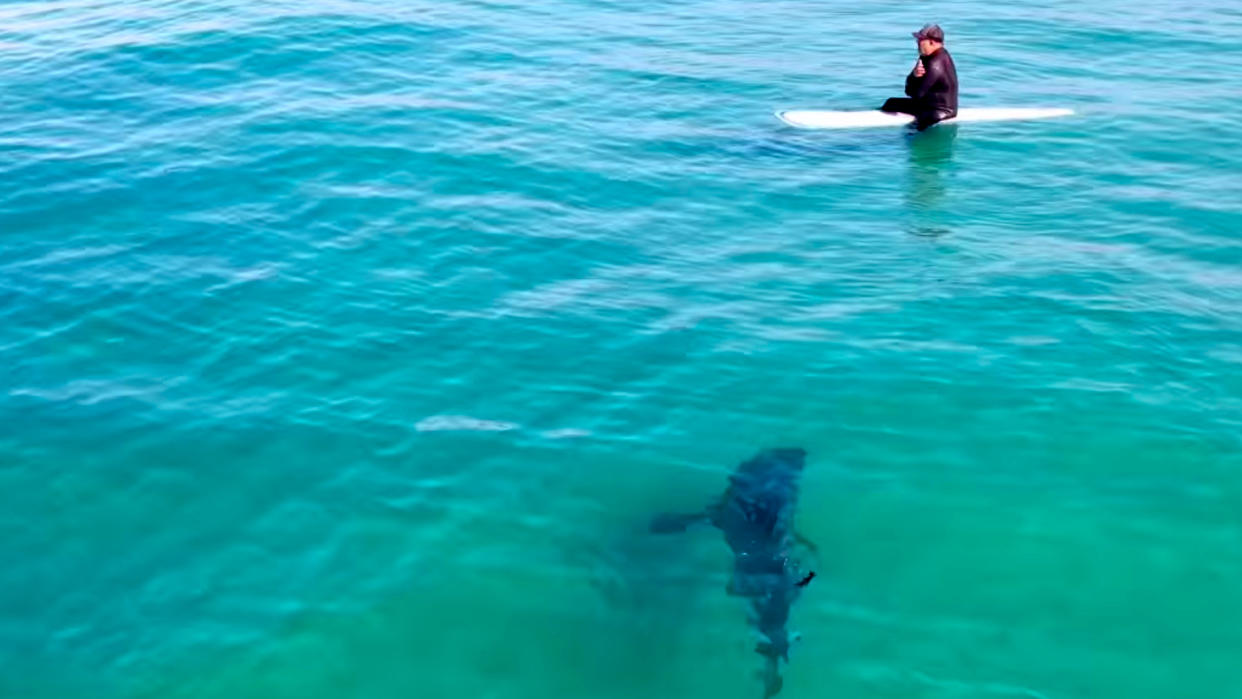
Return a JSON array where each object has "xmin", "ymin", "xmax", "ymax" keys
[{"xmin": 3, "ymin": 0, "xmax": 1242, "ymax": 697}]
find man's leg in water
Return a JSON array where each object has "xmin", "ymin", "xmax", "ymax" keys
[{"xmin": 880, "ymin": 97, "xmax": 919, "ymax": 115}]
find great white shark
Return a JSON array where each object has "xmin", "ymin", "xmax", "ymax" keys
[{"xmin": 650, "ymin": 447, "xmax": 817, "ymax": 697}]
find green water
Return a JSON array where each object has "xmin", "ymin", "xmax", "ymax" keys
[{"xmin": 2, "ymin": 0, "xmax": 1241, "ymax": 697}]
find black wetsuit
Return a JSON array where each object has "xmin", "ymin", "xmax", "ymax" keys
[{"xmin": 881, "ymin": 47, "xmax": 958, "ymax": 130}]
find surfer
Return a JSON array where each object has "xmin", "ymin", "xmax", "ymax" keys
[{"xmin": 880, "ymin": 24, "xmax": 958, "ymax": 131}]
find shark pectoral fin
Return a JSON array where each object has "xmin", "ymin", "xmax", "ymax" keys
[
  {"xmin": 794, "ymin": 531, "xmax": 822, "ymax": 570},
  {"xmin": 649, "ymin": 511, "xmax": 707, "ymax": 534},
  {"xmin": 793, "ymin": 531, "xmax": 819, "ymax": 553}
]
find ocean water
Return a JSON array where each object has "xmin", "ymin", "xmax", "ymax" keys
[{"xmin": 3, "ymin": 0, "xmax": 1242, "ymax": 697}]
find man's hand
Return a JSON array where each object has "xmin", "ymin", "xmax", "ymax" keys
[{"xmin": 914, "ymin": 59, "xmax": 926, "ymax": 78}]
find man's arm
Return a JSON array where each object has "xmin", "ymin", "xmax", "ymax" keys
[
  {"xmin": 904, "ymin": 59, "xmax": 923, "ymax": 96},
  {"xmin": 910, "ymin": 58, "xmax": 944, "ymax": 99}
]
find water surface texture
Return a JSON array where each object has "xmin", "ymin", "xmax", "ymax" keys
[{"xmin": 3, "ymin": 0, "xmax": 1241, "ymax": 697}]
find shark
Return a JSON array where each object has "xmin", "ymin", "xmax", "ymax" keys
[{"xmin": 650, "ymin": 447, "xmax": 817, "ymax": 697}]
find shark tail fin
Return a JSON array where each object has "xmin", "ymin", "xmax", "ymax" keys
[
  {"xmin": 758, "ymin": 657, "xmax": 784, "ymax": 697},
  {"xmin": 649, "ymin": 511, "xmax": 707, "ymax": 534}
]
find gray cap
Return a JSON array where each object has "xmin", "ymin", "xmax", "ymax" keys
[{"xmin": 912, "ymin": 24, "xmax": 945, "ymax": 41}]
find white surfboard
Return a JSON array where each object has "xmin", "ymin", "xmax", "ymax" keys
[{"xmin": 775, "ymin": 107, "xmax": 1073, "ymax": 130}]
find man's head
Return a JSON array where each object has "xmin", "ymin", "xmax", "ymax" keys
[{"xmin": 913, "ymin": 24, "xmax": 945, "ymax": 56}]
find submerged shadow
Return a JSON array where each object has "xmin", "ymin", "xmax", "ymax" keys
[
  {"xmin": 560, "ymin": 514, "xmax": 716, "ymax": 695},
  {"xmin": 903, "ymin": 124, "xmax": 958, "ymax": 238}
]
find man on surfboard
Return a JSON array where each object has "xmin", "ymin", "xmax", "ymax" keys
[{"xmin": 880, "ymin": 24, "xmax": 958, "ymax": 131}]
